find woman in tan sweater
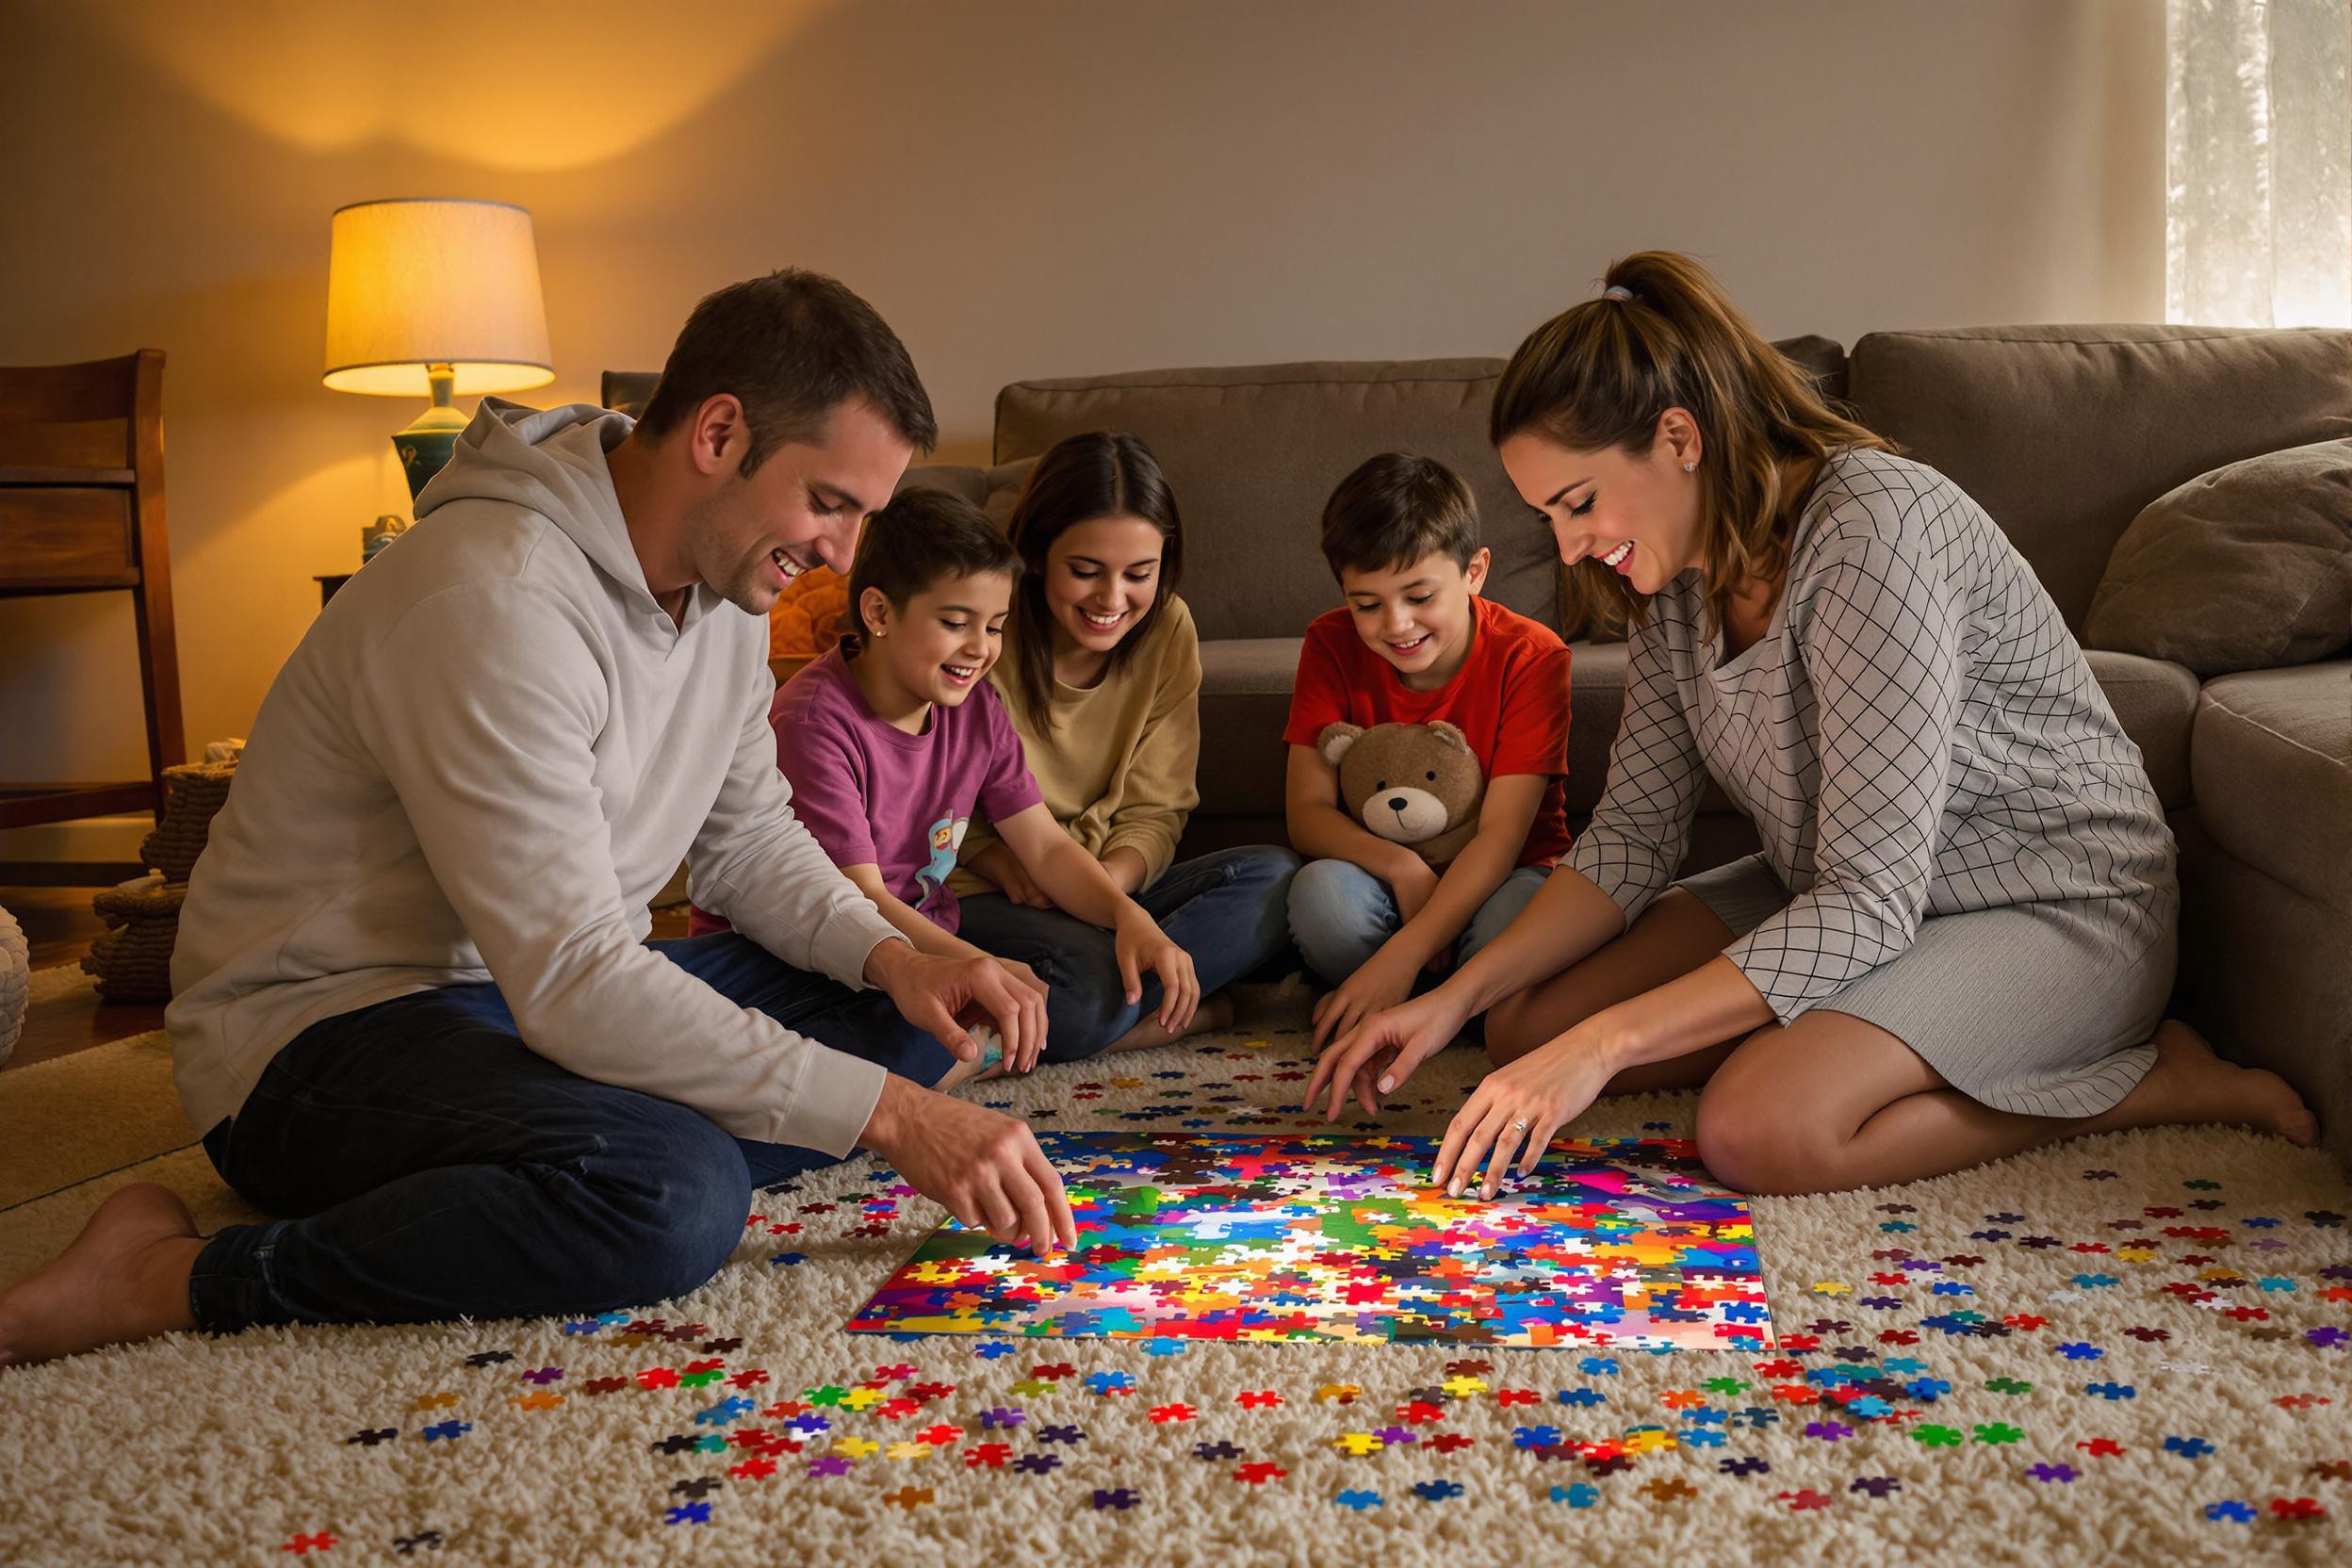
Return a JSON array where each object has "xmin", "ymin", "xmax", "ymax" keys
[{"xmin": 956, "ymin": 431, "xmax": 1299, "ymax": 1058}]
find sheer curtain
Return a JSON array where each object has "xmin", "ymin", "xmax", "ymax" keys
[{"xmin": 2167, "ymin": 0, "xmax": 2352, "ymax": 327}]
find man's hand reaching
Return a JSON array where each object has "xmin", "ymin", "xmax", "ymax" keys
[
  {"xmin": 858, "ymin": 1074, "xmax": 1076, "ymax": 1255},
  {"xmin": 864, "ymin": 939, "xmax": 1049, "ymax": 1069}
]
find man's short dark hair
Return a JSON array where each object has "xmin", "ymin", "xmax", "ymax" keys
[
  {"xmin": 1318, "ymin": 452, "xmax": 1481, "ymax": 580},
  {"xmin": 846, "ymin": 487, "xmax": 1022, "ymax": 644},
  {"xmin": 636, "ymin": 269, "xmax": 939, "ymax": 472}
]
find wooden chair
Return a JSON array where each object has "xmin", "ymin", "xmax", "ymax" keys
[{"xmin": 0, "ymin": 350, "xmax": 185, "ymax": 827}]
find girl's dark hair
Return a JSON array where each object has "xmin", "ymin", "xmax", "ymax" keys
[
  {"xmin": 844, "ymin": 486, "xmax": 1021, "ymax": 649},
  {"xmin": 636, "ymin": 268, "xmax": 938, "ymax": 471},
  {"xmin": 1489, "ymin": 249, "xmax": 1887, "ymax": 638},
  {"xmin": 1000, "ymin": 431, "xmax": 1185, "ymax": 732}
]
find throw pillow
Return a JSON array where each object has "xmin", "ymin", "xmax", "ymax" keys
[{"xmin": 2085, "ymin": 438, "xmax": 2352, "ymax": 676}]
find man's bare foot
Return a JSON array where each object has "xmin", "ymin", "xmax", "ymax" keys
[
  {"xmin": 0, "ymin": 1184, "xmax": 206, "ymax": 1368},
  {"xmin": 2091, "ymin": 1020, "xmax": 2319, "ymax": 1146}
]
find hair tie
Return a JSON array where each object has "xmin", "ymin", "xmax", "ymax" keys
[{"xmin": 1602, "ymin": 285, "xmax": 1635, "ymax": 302}]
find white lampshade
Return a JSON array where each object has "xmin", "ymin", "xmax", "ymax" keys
[{"xmin": 323, "ymin": 198, "xmax": 554, "ymax": 398}]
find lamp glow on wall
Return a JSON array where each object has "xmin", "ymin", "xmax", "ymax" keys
[{"xmin": 323, "ymin": 198, "xmax": 554, "ymax": 500}]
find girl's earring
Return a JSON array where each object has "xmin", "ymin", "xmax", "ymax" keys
[{"xmin": 1681, "ymin": 461, "xmax": 1696, "ymax": 473}]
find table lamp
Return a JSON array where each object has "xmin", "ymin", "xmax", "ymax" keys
[{"xmin": 323, "ymin": 198, "xmax": 554, "ymax": 500}]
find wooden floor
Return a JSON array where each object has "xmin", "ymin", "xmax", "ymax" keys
[
  {"xmin": 6, "ymin": 885, "xmax": 166, "ymax": 1070},
  {"xmin": 5, "ymin": 883, "xmax": 694, "ymax": 1073}
]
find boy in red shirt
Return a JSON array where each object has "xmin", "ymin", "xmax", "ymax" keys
[{"xmin": 1284, "ymin": 453, "xmax": 1574, "ymax": 1051}]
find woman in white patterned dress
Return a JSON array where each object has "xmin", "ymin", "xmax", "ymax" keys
[{"xmin": 1305, "ymin": 251, "xmax": 2314, "ymax": 1197}]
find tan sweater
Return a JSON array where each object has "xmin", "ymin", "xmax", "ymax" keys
[{"xmin": 952, "ymin": 596, "xmax": 1202, "ymax": 894}]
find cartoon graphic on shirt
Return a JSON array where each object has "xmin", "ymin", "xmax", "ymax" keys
[{"xmin": 915, "ymin": 815, "xmax": 969, "ymax": 912}]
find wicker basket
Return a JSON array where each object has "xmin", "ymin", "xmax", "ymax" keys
[
  {"xmin": 79, "ymin": 749, "xmax": 240, "ymax": 1004},
  {"xmin": 0, "ymin": 901, "xmax": 27, "ymax": 1068}
]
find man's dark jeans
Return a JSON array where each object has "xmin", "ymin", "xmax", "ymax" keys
[{"xmin": 188, "ymin": 933, "xmax": 951, "ymax": 1332}]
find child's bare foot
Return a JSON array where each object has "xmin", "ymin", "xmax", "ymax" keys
[
  {"xmin": 0, "ymin": 1184, "xmax": 206, "ymax": 1368},
  {"xmin": 1100, "ymin": 990, "xmax": 1238, "ymax": 1055},
  {"xmin": 1188, "ymin": 991, "xmax": 1237, "ymax": 1037},
  {"xmin": 2090, "ymin": 1020, "xmax": 2318, "ymax": 1146}
]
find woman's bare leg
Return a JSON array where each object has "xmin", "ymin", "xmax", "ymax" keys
[
  {"xmin": 1484, "ymin": 889, "xmax": 1744, "ymax": 1093},
  {"xmin": 1694, "ymin": 1012, "xmax": 2319, "ymax": 1196}
]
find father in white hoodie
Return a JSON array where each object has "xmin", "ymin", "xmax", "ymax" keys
[{"xmin": 0, "ymin": 270, "xmax": 1072, "ymax": 1365}]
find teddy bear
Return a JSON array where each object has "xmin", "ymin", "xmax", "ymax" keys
[{"xmin": 1317, "ymin": 720, "xmax": 1487, "ymax": 866}]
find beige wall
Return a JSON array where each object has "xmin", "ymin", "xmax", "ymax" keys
[{"xmin": 0, "ymin": 0, "xmax": 2163, "ymax": 843}]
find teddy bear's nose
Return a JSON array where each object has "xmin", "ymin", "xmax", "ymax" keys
[{"xmin": 1386, "ymin": 796, "xmax": 1408, "ymax": 811}]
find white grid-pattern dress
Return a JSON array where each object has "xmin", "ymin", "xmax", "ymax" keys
[{"xmin": 1567, "ymin": 448, "xmax": 2179, "ymax": 1117}]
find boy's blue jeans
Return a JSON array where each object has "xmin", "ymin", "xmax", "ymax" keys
[
  {"xmin": 187, "ymin": 932, "xmax": 954, "ymax": 1334},
  {"xmin": 1287, "ymin": 858, "xmax": 1549, "ymax": 985},
  {"xmin": 956, "ymin": 845, "xmax": 1300, "ymax": 1061}
]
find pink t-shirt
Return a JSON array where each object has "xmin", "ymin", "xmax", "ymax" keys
[{"xmin": 693, "ymin": 647, "xmax": 1042, "ymax": 938}]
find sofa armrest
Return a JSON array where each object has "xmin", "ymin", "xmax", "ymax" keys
[
  {"xmin": 2190, "ymin": 660, "xmax": 2352, "ymax": 903},
  {"xmin": 2084, "ymin": 651, "xmax": 2198, "ymax": 809}
]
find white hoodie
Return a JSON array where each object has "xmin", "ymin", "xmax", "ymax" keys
[{"xmin": 168, "ymin": 400, "xmax": 904, "ymax": 1155}]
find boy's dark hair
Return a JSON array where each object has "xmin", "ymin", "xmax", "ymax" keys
[
  {"xmin": 635, "ymin": 269, "xmax": 939, "ymax": 472},
  {"xmin": 845, "ymin": 486, "xmax": 1022, "ymax": 646},
  {"xmin": 1318, "ymin": 452, "xmax": 1480, "ymax": 580}
]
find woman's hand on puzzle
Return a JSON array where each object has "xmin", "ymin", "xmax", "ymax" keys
[
  {"xmin": 1430, "ymin": 1033, "xmax": 1613, "ymax": 1201},
  {"xmin": 1304, "ymin": 987, "xmax": 1469, "ymax": 1121}
]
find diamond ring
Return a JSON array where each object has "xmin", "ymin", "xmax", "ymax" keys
[{"xmin": 1513, "ymin": 1119, "xmax": 1529, "ymax": 1132}]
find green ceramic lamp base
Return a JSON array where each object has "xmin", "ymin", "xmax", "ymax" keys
[{"xmin": 395, "ymin": 364, "xmax": 466, "ymax": 501}]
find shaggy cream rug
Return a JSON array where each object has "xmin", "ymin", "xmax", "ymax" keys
[{"xmin": 1, "ymin": 983, "xmax": 2345, "ymax": 1566}]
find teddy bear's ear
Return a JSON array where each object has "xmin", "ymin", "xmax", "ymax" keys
[
  {"xmin": 1428, "ymin": 721, "xmax": 1473, "ymax": 755},
  {"xmin": 1317, "ymin": 723, "xmax": 1364, "ymax": 767}
]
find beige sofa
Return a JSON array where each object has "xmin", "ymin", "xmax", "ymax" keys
[{"xmin": 604, "ymin": 325, "xmax": 2352, "ymax": 1162}]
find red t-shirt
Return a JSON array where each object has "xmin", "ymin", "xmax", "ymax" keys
[{"xmin": 1282, "ymin": 595, "xmax": 1574, "ymax": 868}]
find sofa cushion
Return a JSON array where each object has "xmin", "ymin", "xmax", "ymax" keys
[
  {"xmin": 1561, "ymin": 639, "xmax": 1625, "ymax": 813},
  {"xmin": 895, "ymin": 461, "xmax": 988, "ymax": 505},
  {"xmin": 2171, "ymin": 814, "xmax": 2352, "ymax": 1172},
  {"xmin": 993, "ymin": 343, "xmax": 1849, "ymax": 647},
  {"xmin": 979, "ymin": 457, "xmax": 1038, "ymax": 527},
  {"xmin": 1845, "ymin": 326, "xmax": 2352, "ymax": 634},
  {"xmin": 601, "ymin": 369, "xmax": 658, "ymax": 417},
  {"xmin": 995, "ymin": 360, "xmax": 1559, "ymax": 643},
  {"xmin": 2082, "ymin": 651, "xmax": 2197, "ymax": 810},
  {"xmin": 1555, "ymin": 640, "xmax": 1738, "ymax": 818},
  {"xmin": 2189, "ymin": 661, "xmax": 2352, "ymax": 904},
  {"xmin": 2086, "ymin": 439, "xmax": 2352, "ymax": 677},
  {"xmin": 1197, "ymin": 638, "xmax": 1304, "ymax": 819}
]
